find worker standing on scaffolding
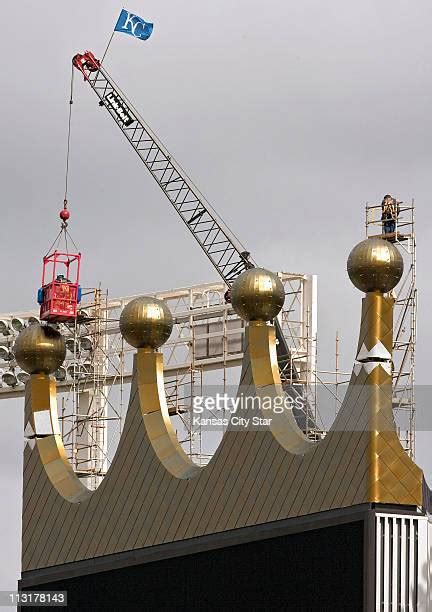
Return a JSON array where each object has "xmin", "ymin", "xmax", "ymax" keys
[{"xmin": 381, "ymin": 194, "xmax": 399, "ymax": 235}]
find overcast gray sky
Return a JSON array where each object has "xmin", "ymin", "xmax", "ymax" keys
[{"xmin": 1, "ymin": 0, "xmax": 432, "ymax": 595}]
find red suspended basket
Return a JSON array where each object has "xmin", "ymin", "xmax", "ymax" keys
[{"xmin": 38, "ymin": 251, "xmax": 82, "ymax": 323}]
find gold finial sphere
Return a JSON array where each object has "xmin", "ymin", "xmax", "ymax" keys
[
  {"xmin": 14, "ymin": 323, "xmax": 66, "ymax": 375},
  {"xmin": 347, "ymin": 237, "xmax": 403, "ymax": 293},
  {"xmin": 119, "ymin": 296, "xmax": 173, "ymax": 349},
  {"xmin": 231, "ymin": 268, "xmax": 285, "ymax": 322}
]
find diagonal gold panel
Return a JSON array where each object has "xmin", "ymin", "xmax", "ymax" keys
[{"xmin": 358, "ymin": 293, "xmax": 423, "ymax": 505}]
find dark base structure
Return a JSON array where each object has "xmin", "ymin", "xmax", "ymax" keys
[{"xmin": 22, "ymin": 503, "xmax": 426, "ymax": 611}]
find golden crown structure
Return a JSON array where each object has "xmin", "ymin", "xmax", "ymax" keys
[{"xmin": 17, "ymin": 238, "xmax": 430, "ymax": 610}]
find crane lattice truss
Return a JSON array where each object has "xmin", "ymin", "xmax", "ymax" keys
[
  {"xmin": 1, "ymin": 273, "xmax": 317, "ymax": 487},
  {"xmin": 365, "ymin": 200, "xmax": 417, "ymax": 458},
  {"xmin": 77, "ymin": 57, "xmax": 251, "ymax": 284},
  {"xmin": 71, "ymin": 52, "xmax": 302, "ymax": 393}
]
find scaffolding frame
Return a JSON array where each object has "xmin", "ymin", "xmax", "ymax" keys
[{"xmin": 365, "ymin": 199, "xmax": 417, "ymax": 458}]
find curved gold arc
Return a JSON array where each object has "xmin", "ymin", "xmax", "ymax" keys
[
  {"xmin": 137, "ymin": 348, "xmax": 200, "ymax": 479},
  {"xmin": 248, "ymin": 321, "xmax": 314, "ymax": 455},
  {"xmin": 30, "ymin": 373, "xmax": 92, "ymax": 503}
]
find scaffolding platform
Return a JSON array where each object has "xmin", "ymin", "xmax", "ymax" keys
[{"xmin": 367, "ymin": 232, "xmax": 410, "ymax": 243}]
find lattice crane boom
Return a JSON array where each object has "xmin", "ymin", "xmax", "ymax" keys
[
  {"xmin": 72, "ymin": 51, "xmax": 301, "ymax": 393},
  {"xmin": 73, "ymin": 52, "xmax": 252, "ymax": 284}
]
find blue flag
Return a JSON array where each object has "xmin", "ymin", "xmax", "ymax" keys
[{"xmin": 114, "ymin": 9, "xmax": 153, "ymax": 41}]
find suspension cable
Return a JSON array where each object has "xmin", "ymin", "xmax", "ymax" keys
[
  {"xmin": 45, "ymin": 228, "xmax": 64, "ymax": 257},
  {"xmin": 64, "ymin": 65, "xmax": 74, "ymax": 203},
  {"xmin": 44, "ymin": 66, "xmax": 81, "ymax": 258}
]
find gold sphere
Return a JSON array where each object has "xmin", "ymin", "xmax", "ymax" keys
[
  {"xmin": 231, "ymin": 268, "xmax": 285, "ymax": 322},
  {"xmin": 347, "ymin": 237, "xmax": 403, "ymax": 293},
  {"xmin": 120, "ymin": 296, "xmax": 173, "ymax": 349},
  {"xmin": 14, "ymin": 323, "xmax": 66, "ymax": 375}
]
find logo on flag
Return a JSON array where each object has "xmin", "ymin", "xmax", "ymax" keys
[{"xmin": 114, "ymin": 9, "xmax": 154, "ymax": 41}]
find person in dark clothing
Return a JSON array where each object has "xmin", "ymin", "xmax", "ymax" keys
[{"xmin": 381, "ymin": 195, "xmax": 399, "ymax": 234}]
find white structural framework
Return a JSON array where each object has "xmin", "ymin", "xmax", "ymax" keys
[{"xmin": 0, "ymin": 272, "xmax": 318, "ymax": 488}]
